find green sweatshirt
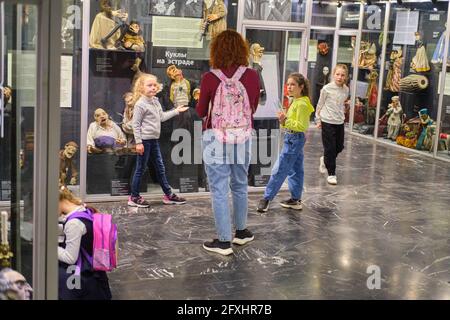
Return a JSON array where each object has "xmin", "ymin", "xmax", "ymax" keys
[{"xmin": 282, "ymin": 96, "xmax": 315, "ymax": 132}]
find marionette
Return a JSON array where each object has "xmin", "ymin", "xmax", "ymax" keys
[
  {"xmin": 411, "ymin": 32, "xmax": 430, "ymax": 73},
  {"xmin": 416, "ymin": 108, "xmax": 435, "ymax": 150},
  {"xmin": 87, "ymin": 108, "xmax": 126, "ymax": 154},
  {"xmin": 384, "ymin": 96, "xmax": 403, "ymax": 141},
  {"xmin": 122, "ymin": 20, "xmax": 145, "ymax": 52},
  {"xmin": 431, "ymin": 27, "xmax": 450, "ymax": 66},
  {"xmin": 89, "ymin": 0, "xmax": 128, "ymax": 49},
  {"xmin": 59, "ymin": 141, "xmax": 79, "ymax": 185},
  {"xmin": 384, "ymin": 48, "xmax": 403, "ymax": 92},
  {"xmin": 250, "ymin": 43, "xmax": 266, "ymax": 104},
  {"xmin": 121, "ymin": 92, "xmax": 136, "ymax": 152},
  {"xmin": 201, "ymin": 0, "xmax": 227, "ymax": 40},
  {"xmin": 359, "ymin": 42, "xmax": 377, "ymax": 70},
  {"xmin": 365, "ymin": 70, "xmax": 378, "ymax": 125}
]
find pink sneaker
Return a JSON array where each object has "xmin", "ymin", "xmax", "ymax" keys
[{"xmin": 163, "ymin": 194, "xmax": 186, "ymax": 205}]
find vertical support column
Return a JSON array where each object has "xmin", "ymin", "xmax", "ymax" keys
[
  {"xmin": 374, "ymin": 2, "xmax": 391, "ymax": 139},
  {"xmin": 433, "ymin": 2, "xmax": 450, "ymax": 157},
  {"xmin": 33, "ymin": 0, "xmax": 61, "ymax": 300},
  {"xmin": 80, "ymin": 0, "xmax": 90, "ymax": 200}
]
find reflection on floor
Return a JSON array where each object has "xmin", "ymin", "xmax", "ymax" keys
[{"xmin": 91, "ymin": 128, "xmax": 450, "ymax": 300}]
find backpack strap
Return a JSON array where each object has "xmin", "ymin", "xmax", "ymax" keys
[
  {"xmin": 231, "ymin": 66, "xmax": 248, "ymax": 81},
  {"xmin": 210, "ymin": 68, "xmax": 228, "ymax": 83},
  {"xmin": 65, "ymin": 209, "xmax": 94, "ymax": 275}
]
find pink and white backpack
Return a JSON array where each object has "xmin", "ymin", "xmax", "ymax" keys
[
  {"xmin": 208, "ymin": 66, "xmax": 253, "ymax": 144},
  {"xmin": 67, "ymin": 208, "xmax": 118, "ymax": 274}
]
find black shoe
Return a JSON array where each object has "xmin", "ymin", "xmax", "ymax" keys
[
  {"xmin": 232, "ymin": 229, "xmax": 254, "ymax": 245},
  {"xmin": 203, "ymin": 239, "xmax": 233, "ymax": 256},
  {"xmin": 257, "ymin": 199, "xmax": 270, "ymax": 212},
  {"xmin": 280, "ymin": 199, "xmax": 302, "ymax": 210}
]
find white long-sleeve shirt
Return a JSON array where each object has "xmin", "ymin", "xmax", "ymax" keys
[
  {"xmin": 58, "ymin": 207, "xmax": 87, "ymax": 265},
  {"xmin": 316, "ymin": 82, "xmax": 349, "ymax": 125}
]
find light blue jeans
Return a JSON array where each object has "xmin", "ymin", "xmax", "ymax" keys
[
  {"xmin": 202, "ymin": 130, "xmax": 251, "ymax": 242},
  {"xmin": 264, "ymin": 132, "xmax": 305, "ymax": 201}
]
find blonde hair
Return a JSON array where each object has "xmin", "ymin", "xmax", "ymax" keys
[
  {"xmin": 333, "ymin": 64, "xmax": 349, "ymax": 81},
  {"xmin": 131, "ymin": 73, "xmax": 162, "ymax": 106},
  {"xmin": 59, "ymin": 185, "xmax": 82, "ymax": 205}
]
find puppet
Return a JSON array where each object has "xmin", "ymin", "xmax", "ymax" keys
[
  {"xmin": 122, "ymin": 20, "xmax": 145, "ymax": 52},
  {"xmin": 411, "ymin": 32, "xmax": 430, "ymax": 72},
  {"xmin": 87, "ymin": 108, "xmax": 126, "ymax": 154},
  {"xmin": 201, "ymin": 0, "xmax": 227, "ymax": 40},
  {"xmin": 59, "ymin": 141, "xmax": 79, "ymax": 185},
  {"xmin": 250, "ymin": 43, "xmax": 266, "ymax": 104},
  {"xmin": 384, "ymin": 96, "xmax": 403, "ymax": 141}
]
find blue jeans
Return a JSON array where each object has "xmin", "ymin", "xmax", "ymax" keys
[
  {"xmin": 202, "ymin": 130, "xmax": 251, "ymax": 242},
  {"xmin": 264, "ymin": 132, "xmax": 305, "ymax": 201},
  {"xmin": 131, "ymin": 139, "xmax": 172, "ymax": 197}
]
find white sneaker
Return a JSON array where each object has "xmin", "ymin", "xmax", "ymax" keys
[
  {"xmin": 319, "ymin": 156, "xmax": 326, "ymax": 174},
  {"xmin": 327, "ymin": 175, "xmax": 337, "ymax": 185}
]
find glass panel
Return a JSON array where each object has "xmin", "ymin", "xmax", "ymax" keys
[
  {"xmin": 245, "ymin": 28, "xmax": 303, "ymax": 185},
  {"xmin": 352, "ymin": 2, "xmax": 386, "ymax": 136},
  {"xmin": 1, "ymin": 2, "xmax": 38, "ymax": 290},
  {"xmin": 244, "ymin": 0, "xmax": 306, "ymax": 23},
  {"xmin": 340, "ymin": 2, "xmax": 361, "ymax": 29},
  {"xmin": 60, "ymin": 0, "xmax": 82, "ymax": 196},
  {"xmin": 312, "ymin": 0, "xmax": 337, "ymax": 27},
  {"xmin": 307, "ymin": 30, "xmax": 334, "ymax": 119},
  {"xmin": 337, "ymin": 34, "xmax": 356, "ymax": 124},
  {"xmin": 378, "ymin": 1, "xmax": 447, "ymax": 155}
]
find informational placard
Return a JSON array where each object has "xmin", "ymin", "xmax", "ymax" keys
[
  {"xmin": 151, "ymin": 47, "xmax": 202, "ymax": 69},
  {"xmin": 337, "ymin": 45, "xmax": 354, "ymax": 64},
  {"xmin": 111, "ymin": 179, "xmax": 130, "ymax": 196},
  {"xmin": 287, "ymin": 38, "xmax": 301, "ymax": 62},
  {"xmin": 355, "ymin": 80, "xmax": 369, "ymax": 99},
  {"xmin": 252, "ymin": 175, "xmax": 270, "ymax": 187},
  {"xmin": 308, "ymin": 39, "xmax": 318, "ymax": 62},
  {"xmin": 8, "ymin": 51, "xmax": 37, "ymax": 107},
  {"xmin": 437, "ymin": 72, "xmax": 450, "ymax": 96},
  {"xmin": 179, "ymin": 177, "xmax": 198, "ymax": 193},
  {"xmin": 0, "ymin": 180, "xmax": 11, "ymax": 201},
  {"xmin": 253, "ymin": 52, "xmax": 280, "ymax": 119},
  {"xmin": 152, "ymin": 16, "xmax": 203, "ymax": 48},
  {"xmin": 393, "ymin": 11, "xmax": 419, "ymax": 45},
  {"xmin": 60, "ymin": 55, "xmax": 73, "ymax": 108}
]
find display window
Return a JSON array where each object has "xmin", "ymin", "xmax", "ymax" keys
[
  {"xmin": 243, "ymin": 0, "xmax": 306, "ymax": 23},
  {"xmin": 82, "ymin": 0, "xmax": 257, "ymax": 197},
  {"xmin": 352, "ymin": 2, "xmax": 386, "ymax": 136},
  {"xmin": 307, "ymin": 30, "xmax": 334, "ymax": 112},
  {"xmin": 311, "ymin": 0, "xmax": 337, "ymax": 27},
  {"xmin": 340, "ymin": 2, "xmax": 361, "ymax": 30},
  {"xmin": 375, "ymin": 1, "xmax": 448, "ymax": 155}
]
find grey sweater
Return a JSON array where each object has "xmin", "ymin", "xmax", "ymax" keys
[
  {"xmin": 316, "ymin": 82, "xmax": 349, "ymax": 125},
  {"xmin": 132, "ymin": 96, "xmax": 179, "ymax": 143}
]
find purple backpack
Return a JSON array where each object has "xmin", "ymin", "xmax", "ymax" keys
[
  {"xmin": 67, "ymin": 208, "xmax": 118, "ymax": 274},
  {"xmin": 208, "ymin": 66, "xmax": 253, "ymax": 144}
]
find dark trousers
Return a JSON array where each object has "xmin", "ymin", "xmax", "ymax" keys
[
  {"xmin": 131, "ymin": 139, "xmax": 172, "ymax": 197},
  {"xmin": 321, "ymin": 122, "xmax": 345, "ymax": 176}
]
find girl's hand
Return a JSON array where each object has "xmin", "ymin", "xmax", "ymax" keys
[
  {"xmin": 177, "ymin": 106, "xmax": 189, "ymax": 113},
  {"xmin": 277, "ymin": 111, "xmax": 286, "ymax": 123},
  {"xmin": 136, "ymin": 143, "xmax": 144, "ymax": 155},
  {"xmin": 316, "ymin": 120, "xmax": 322, "ymax": 129}
]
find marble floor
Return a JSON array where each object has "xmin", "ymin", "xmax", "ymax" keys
[{"xmin": 91, "ymin": 128, "xmax": 450, "ymax": 300}]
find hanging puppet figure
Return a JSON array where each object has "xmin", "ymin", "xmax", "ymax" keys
[
  {"xmin": 384, "ymin": 48, "xmax": 403, "ymax": 92},
  {"xmin": 122, "ymin": 20, "xmax": 145, "ymax": 52},
  {"xmin": 166, "ymin": 64, "xmax": 198, "ymax": 108},
  {"xmin": 201, "ymin": 0, "xmax": 227, "ymax": 40},
  {"xmin": 366, "ymin": 70, "xmax": 378, "ymax": 125},
  {"xmin": 431, "ymin": 26, "xmax": 450, "ymax": 66},
  {"xmin": 59, "ymin": 141, "xmax": 79, "ymax": 185},
  {"xmin": 411, "ymin": 32, "xmax": 430, "ymax": 72},
  {"xmin": 250, "ymin": 43, "xmax": 266, "ymax": 104}
]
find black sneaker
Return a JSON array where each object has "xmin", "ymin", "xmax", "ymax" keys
[
  {"xmin": 128, "ymin": 196, "xmax": 150, "ymax": 208},
  {"xmin": 203, "ymin": 239, "xmax": 233, "ymax": 256},
  {"xmin": 232, "ymin": 229, "xmax": 254, "ymax": 245},
  {"xmin": 257, "ymin": 199, "xmax": 270, "ymax": 212},
  {"xmin": 280, "ymin": 199, "xmax": 302, "ymax": 210},
  {"xmin": 163, "ymin": 193, "xmax": 186, "ymax": 205}
]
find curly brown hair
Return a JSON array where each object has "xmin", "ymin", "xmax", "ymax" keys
[{"xmin": 210, "ymin": 30, "xmax": 249, "ymax": 69}]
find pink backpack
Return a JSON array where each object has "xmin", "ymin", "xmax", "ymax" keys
[
  {"xmin": 67, "ymin": 209, "xmax": 118, "ymax": 274},
  {"xmin": 208, "ymin": 66, "xmax": 253, "ymax": 144}
]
